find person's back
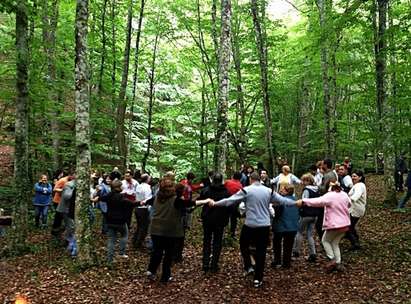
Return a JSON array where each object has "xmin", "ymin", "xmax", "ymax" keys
[
  {"xmin": 150, "ymin": 195, "xmax": 184, "ymax": 238},
  {"xmin": 106, "ymin": 191, "xmax": 133, "ymax": 226},
  {"xmin": 242, "ymin": 182, "xmax": 272, "ymax": 228},
  {"xmin": 272, "ymin": 194, "xmax": 298, "ymax": 233},
  {"xmin": 310, "ymin": 191, "xmax": 350, "ymax": 229},
  {"xmin": 201, "ymin": 183, "xmax": 230, "ymax": 226},
  {"xmin": 300, "ymin": 185, "xmax": 321, "ymax": 217},
  {"xmin": 224, "ymin": 177, "xmax": 243, "ymax": 195}
]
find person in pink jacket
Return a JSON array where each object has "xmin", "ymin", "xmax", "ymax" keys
[{"xmin": 296, "ymin": 182, "xmax": 350, "ymax": 272}]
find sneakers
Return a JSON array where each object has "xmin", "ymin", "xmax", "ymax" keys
[
  {"xmin": 253, "ymin": 280, "xmax": 263, "ymax": 288},
  {"xmin": 119, "ymin": 254, "xmax": 129, "ymax": 259},
  {"xmin": 244, "ymin": 267, "xmax": 255, "ymax": 277},
  {"xmin": 146, "ymin": 271, "xmax": 156, "ymax": 281},
  {"xmin": 335, "ymin": 263, "xmax": 345, "ymax": 272},
  {"xmin": 160, "ymin": 276, "xmax": 173, "ymax": 283},
  {"xmin": 325, "ymin": 260, "xmax": 337, "ymax": 273},
  {"xmin": 270, "ymin": 262, "xmax": 282, "ymax": 269},
  {"xmin": 307, "ymin": 254, "xmax": 317, "ymax": 263}
]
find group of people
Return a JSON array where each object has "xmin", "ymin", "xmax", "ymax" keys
[{"xmin": 28, "ymin": 155, "xmax": 410, "ymax": 288}]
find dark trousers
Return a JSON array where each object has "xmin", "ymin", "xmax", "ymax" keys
[
  {"xmin": 240, "ymin": 225, "xmax": 270, "ymax": 282},
  {"xmin": 315, "ymin": 208, "xmax": 324, "ymax": 239},
  {"xmin": 202, "ymin": 223, "xmax": 225, "ymax": 270},
  {"xmin": 51, "ymin": 211, "xmax": 64, "ymax": 236},
  {"xmin": 228, "ymin": 204, "xmax": 239, "ymax": 237},
  {"xmin": 148, "ymin": 235, "xmax": 176, "ymax": 281},
  {"xmin": 395, "ymin": 172, "xmax": 404, "ymax": 191},
  {"xmin": 273, "ymin": 231, "xmax": 297, "ymax": 267},
  {"xmin": 345, "ymin": 215, "xmax": 360, "ymax": 247},
  {"xmin": 133, "ymin": 208, "xmax": 150, "ymax": 248}
]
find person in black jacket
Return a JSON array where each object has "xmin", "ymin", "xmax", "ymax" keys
[
  {"xmin": 199, "ymin": 173, "xmax": 230, "ymax": 273},
  {"xmin": 100, "ymin": 179, "xmax": 136, "ymax": 263}
]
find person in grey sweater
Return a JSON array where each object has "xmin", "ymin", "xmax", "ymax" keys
[{"xmin": 208, "ymin": 172, "xmax": 296, "ymax": 288}]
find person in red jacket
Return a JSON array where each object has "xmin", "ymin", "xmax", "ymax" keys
[{"xmin": 224, "ymin": 172, "xmax": 243, "ymax": 239}]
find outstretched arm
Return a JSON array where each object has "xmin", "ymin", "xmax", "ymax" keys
[
  {"xmin": 213, "ymin": 190, "xmax": 246, "ymax": 207},
  {"xmin": 271, "ymin": 192, "xmax": 296, "ymax": 206}
]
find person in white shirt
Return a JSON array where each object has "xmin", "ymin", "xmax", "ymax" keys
[
  {"xmin": 346, "ymin": 170, "xmax": 367, "ymax": 251},
  {"xmin": 121, "ymin": 170, "xmax": 139, "ymax": 228},
  {"xmin": 133, "ymin": 174, "xmax": 153, "ymax": 249}
]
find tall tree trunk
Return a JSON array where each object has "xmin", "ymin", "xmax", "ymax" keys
[
  {"xmin": 141, "ymin": 31, "xmax": 159, "ymax": 172},
  {"xmin": 74, "ymin": 0, "xmax": 93, "ymax": 263},
  {"xmin": 110, "ymin": 0, "xmax": 117, "ymax": 151},
  {"xmin": 97, "ymin": 0, "xmax": 108, "ymax": 94},
  {"xmin": 250, "ymin": 0, "xmax": 276, "ymax": 175},
  {"xmin": 116, "ymin": 0, "xmax": 133, "ymax": 170},
  {"xmin": 42, "ymin": 0, "xmax": 61, "ymax": 170},
  {"xmin": 127, "ymin": 0, "xmax": 146, "ymax": 165},
  {"xmin": 11, "ymin": 0, "xmax": 30, "ymax": 249},
  {"xmin": 316, "ymin": 0, "xmax": 334, "ymax": 160},
  {"xmin": 374, "ymin": 0, "xmax": 395, "ymax": 204},
  {"xmin": 200, "ymin": 74, "xmax": 207, "ymax": 176},
  {"xmin": 213, "ymin": 0, "xmax": 231, "ymax": 175}
]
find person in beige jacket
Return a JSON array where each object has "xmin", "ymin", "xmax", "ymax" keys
[{"xmin": 346, "ymin": 170, "xmax": 367, "ymax": 250}]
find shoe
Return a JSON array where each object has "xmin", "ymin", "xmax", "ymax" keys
[
  {"xmin": 307, "ymin": 254, "xmax": 317, "ymax": 263},
  {"xmin": 335, "ymin": 263, "xmax": 345, "ymax": 272},
  {"xmin": 244, "ymin": 267, "xmax": 254, "ymax": 277},
  {"xmin": 146, "ymin": 271, "xmax": 156, "ymax": 281},
  {"xmin": 160, "ymin": 276, "xmax": 173, "ymax": 283},
  {"xmin": 253, "ymin": 280, "xmax": 263, "ymax": 288},
  {"xmin": 270, "ymin": 262, "xmax": 281, "ymax": 269},
  {"xmin": 393, "ymin": 208, "xmax": 406, "ymax": 213},
  {"xmin": 119, "ymin": 254, "xmax": 129, "ymax": 259},
  {"xmin": 325, "ymin": 260, "xmax": 337, "ymax": 273}
]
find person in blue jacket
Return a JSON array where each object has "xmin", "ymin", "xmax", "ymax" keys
[{"xmin": 33, "ymin": 174, "xmax": 52, "ymax": 227}]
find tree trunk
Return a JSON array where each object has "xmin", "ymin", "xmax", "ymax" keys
[
  {"xmin": 374, "ymin": 0, "xmax": 395, "ymax": 204},
  {"xmin": 250, "ymin": 0, "xmax": 276, "ymax": 175},
  {"xmin": 116, "ymin": 0, "xmax": 133, "ymax": 170},
  {"xmin": 110, "ymin": 0, "xmax": 117, "ymax": 151},
  {"xmin": 74, "ymin": 0, "xmax": 93, "ymax": 263},
  {"xmin": 141, "ymin": 31, "xmax": 159, "ymax": 172},
  {"xmin": 11, "ymin": 0, "xmax": 30, "ymax": 250},
  {"xmin": 213, "ymin": 0, "xmax": 231, "ymax": 175},
  {"xmin": 42, "ymin": 0, "xmax": 61, "ymax": 170},
  {"xmin": 316, "ymin": 0, "xmax": 334, "ymax": 159},
  {"xmin": 127, "ymin": 0, "xmax": 146, "ymax": 166},
  {"xmin": 97, "ymin": 0, "xmax": 108, "ymax": 94}
]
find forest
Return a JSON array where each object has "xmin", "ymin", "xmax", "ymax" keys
[{"xmin": 0, "ymin": 0, "xmax": 410, "ymax": 303}]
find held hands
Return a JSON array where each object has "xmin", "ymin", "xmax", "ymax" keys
[
  {"xmin": 208, "ymin": 198, "xmax": 216, "ymax": 207},
  {"xmin": 295, "ymin": 199, "xmax": 303, "ymax": 208}
]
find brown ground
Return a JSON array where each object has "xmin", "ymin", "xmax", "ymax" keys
[{"xmin": 0, "ymin": 175, "xmax": 410, "ymax": 304}]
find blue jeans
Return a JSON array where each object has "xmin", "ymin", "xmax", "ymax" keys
[
  {"xmin": 398, "ymin": 190, "xmax": 411, "ymax": 209},
  {"xmin": 34, "ymin": 205, "xmax": 49, "ymax": 227},
  {"xmin": 107, "ymin": 223, "xmax": 128, "ymax": 262},
  {"xmin": 294, "ymin": 216, "xmax": 316, "ymax": 256}
]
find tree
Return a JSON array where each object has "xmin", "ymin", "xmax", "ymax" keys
[
  {"xmin": 214, "ymin": 0, "xmax": 232, "ymax": 175},
  {"xmin": 10, "ymin": 0, "xmax": 30, "ymax": 250},
  {"xmin": 250, "ymin": 0, "xmax": 276, "ymax": 175},
  {"xmin": 74, "ymin": 0, "xmax": 93, "ymax": 263}
]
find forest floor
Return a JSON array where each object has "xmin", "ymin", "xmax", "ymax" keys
[{"xmin": 0, "ymin": 175, "xmax": 410, "ymax": 304}]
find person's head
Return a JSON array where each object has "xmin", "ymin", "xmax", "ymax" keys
[
  {"xmin": 186, "ymin": 172, "xmax": 195, "ymax": 182},
  {"xmin": 309, "ymin": 164, "xmax": 317, "ymax": 175},
  {"xmin": 282, "ymin": 165, "xmax": 291, "ymax": 175},
  {"xmin": 40, "ymin": 174, "xmax": 48, "ymax": 183},
  {"xmin": 249, "ymin": 172, "xmax": 260, "ymax": 183},
  {"xmin": 260, "ymin": 170, "xmax": 268, "ymax": 181},
  {"xmin": 113, "ymin": 166, "xmax": 119, "ymax": 172},
  {"xmin": 329, "ymin": 181, "xmax": 342, "ymax": 192},
  {"xmin": 157, "ymin": 178, "xmax": 176, "ymax": 201},
  {"xmin": 280, "ymin": 184, "xmax": 294, "ymax": 196},
  {"xmin": 163, "ymin": 171, "xmax": 176, "ymax": 181},
  {"xmin": 344, "ymin": 156, "xmax": 350, "ymax": 163},
  {"xmin": 111, "ymin": 179, "xmax": 123, "ymax": 192},
  {"xmin": 212, "ymin": 173, "xmax": 223, "ymax": 186},
  {"xmin": 233, "ymin": 171, "xmax": 242, "ymax": 181},
  {"xmin": 140, "ymin": 173, "xmax": 150, "ymax": 184},
  {"xmin": 104, "ymin": 175, "xmax": 112, "ymax": 185},
  {"xmin": 337, "ymin": 165, "xmax": 348, "ymax": 177},
  {"xmin": 322, "ymin": 159, "xmax": 333, "ymax": 171},
  {"xmin": 301, "ymin": 173, "xmax": 314, "ymax": 186},
  {"xmin": 316, "ymin": 160, "xmax": 323, "ymax": 169},
  {"xmin": 124, "ymin": 170, "xmax": 133, "ymax": 182},
  {"xmin": 246, "ymin": 165, "xmax": 254, "ymax": 174},
  {"xmin": 352, "ymin": 170, "xmax": 365, "ymax": 184},
  {"xmin": 175, "ymin": 183, "xmax": 185, "ymax": 198},
  {"xmin": 208, "ymin": 171, "xmax": 215, "ymax": 179},
  {"xmin": 67, "ymin": 169, "xmax": 76, "ymax": 180},
  {"xmin": 334, "ymin": 163, "xmax": 341, "ymax": 171}
]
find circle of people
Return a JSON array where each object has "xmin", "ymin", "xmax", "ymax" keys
[{"xmin": 31, "ymin": 157, "xmax": 399, "ymax": 289}]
